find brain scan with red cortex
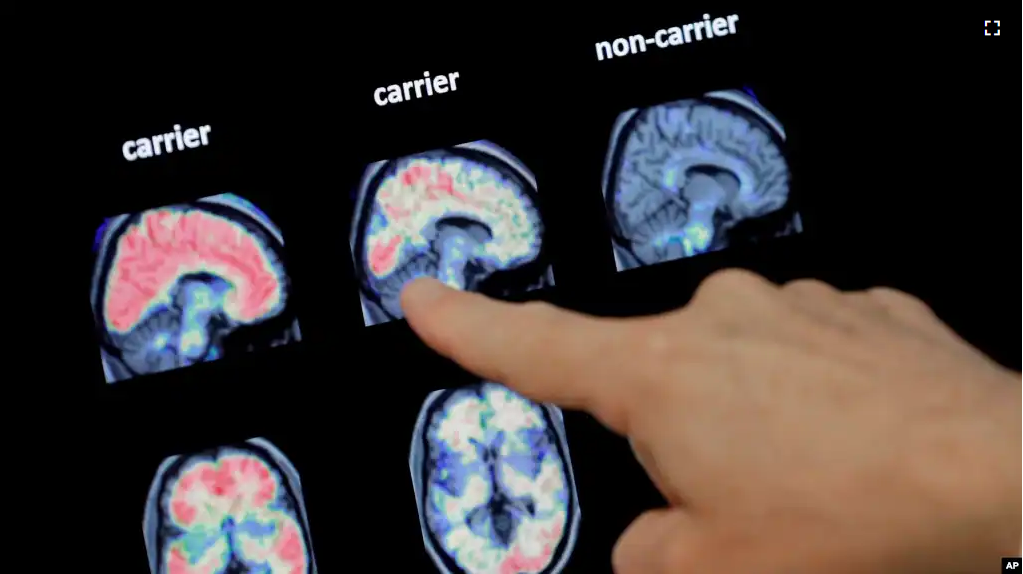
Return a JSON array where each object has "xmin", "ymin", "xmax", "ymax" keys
[
  {"xmin": 409, "ymin": 382, "xmax": 582, "ymax": 574},
  {"xmin": 349, "ymin": 141, "xmax": 554, "ymax": 327},
  {"xmin": 90, "ymin": 193, "xmax": 302, "ymax": 383},
  {"xmin": 143, "ymin": 438, "xmax": 317, "ymax": 574}
]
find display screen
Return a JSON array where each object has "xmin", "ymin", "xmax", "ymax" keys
[{"xmin": 67, "ymin": 8, "xmax": 1012, "ymax": 573}]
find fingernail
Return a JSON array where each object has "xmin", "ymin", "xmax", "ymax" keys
[{"xmin": 401, "ymin": 277, "xmax": 450, "ymax": 307}]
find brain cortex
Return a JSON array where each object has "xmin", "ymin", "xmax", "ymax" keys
[
  {"xmin": 367, "ymin": 158, "xmax": 538, "ymax": 279},
  {"xmin": 91, "ymin": 193, "xmax": 302, "ymax": 383},
  {"xmin": 143, "ymin": 439, "xmax": 316, "ymax": 574},
  {"xmin": 350, "ymin": 141, "xmax": 553, "ymax": 327},
  {"xmin": 410, "ymin": 383, "xmax": 581, "ymax": 574},
  {"xmin": 105, "ymin": 210, "xmax": 281, "ymax": 332},
  {"xmin": 603, "ymin": 89, "xmax": 803, "ymax": 271}
]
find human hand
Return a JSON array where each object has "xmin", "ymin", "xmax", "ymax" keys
[{"xmin": 400, "ymin": 271, "xmax": 1020, "ymax": 574}]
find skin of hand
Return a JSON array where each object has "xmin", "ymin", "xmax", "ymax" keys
[{"xmin": 400, "ymin": 270, "xmax": 1021, "ymax": 574}]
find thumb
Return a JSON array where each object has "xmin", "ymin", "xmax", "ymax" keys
[
  {"xmin": 612, "ymin": 508, "xmax": 700, "ymax": 574},
  {"xmin": 615, "ymin": 510, "xmax": 805, "ymax": 574}
]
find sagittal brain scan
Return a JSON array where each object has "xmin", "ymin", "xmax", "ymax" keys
[
  {"xmin": 410, "ymin": 382, "xmax": 581, "ymax": 574},
  {"xmin": 350, "ymin": 141, "xmax": 554, "ymax": 327},
  {"xmin": 142, "ymin": 438, "xmax": 317, "ymax": 573},
  {"xmin": 91, "ymin": 193, "xmax": 301, "ymax": 383},
  {"xmin": 602, "ymin": 89, "xmax": 803, "ymax": 271}
]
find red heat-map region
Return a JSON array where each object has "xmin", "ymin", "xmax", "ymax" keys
[
  {"xmin": 499, "ymin": 521, "xmax": 563, "ymax": 574},
  {"xmin": 169, "ymin": 455, "xmax": 276, "ymax": 527},
  {"xmin": 103, "ymin": 209, "xmax": 281, "ymax": 332},
  {"xmin": 368, "ymin": 162, "xmax": 478, "ymax": 276},
  {"xmin": 166, "ymin": 454, "xmax": 307, "ymax": 573}
]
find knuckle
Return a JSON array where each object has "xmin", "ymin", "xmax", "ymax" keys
[
  {"xmin": 867, "ymin": 286, "xmax": 911, "ymax": 300},
  {"xmin": 868, "ymin": 287, "xmax": 935, "ymax": 314},
  {"xmin": 637, "ymin": 320, "xmax": 692, "ymax": 367},
  {"xmin": 518, "ymin": 300, "xmax": 561, "ymax": 327},
  {"xmin": 694, "ymin": 268, "xmax": 768, "ymax": 301},
  {"xmin": 640, "ymin": 326, "xmax": 675, "ymax": 358},
  {"xmin": 708, "ymin": 268, "xmax": 766, "ymax": 288},
  {"xmin": 783, "ymin": 278, "xmax": 837, "ymax": 294},
  {"xmin": 520, "ymin": 300, "xmax": 556, "ymax": 314}
]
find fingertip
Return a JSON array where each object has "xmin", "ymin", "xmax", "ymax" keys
[
  {"xmin": 400, "ymin": 282, "xmax": 638, "ymax": 431},
  {"xmin": 400, "ymin": 277, "xmax": 453, "ymax": 318},
  {"xmin": 401, "ymin": 279, "xmax": 492, "ymax": 360}
]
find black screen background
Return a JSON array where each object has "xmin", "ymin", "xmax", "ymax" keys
[{"xmin": 46, "ymin": 7, "xmax": 1015, "ymax": 572}]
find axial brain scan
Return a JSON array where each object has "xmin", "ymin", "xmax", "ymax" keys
[
  {"xmin": 410, "ymin": 382, "xmax": 581, "ymax": 574},
  {"xmin": 142, "ymin": 438, "xmax": 317, "ymax": 573},
  {"xmin": 602, "ymin": 89, "xmax": 803, "ymax": 271},
  {"xmin": 91, "ymin": 193, "xmax": 302, "ymax": 383},
  {"xmin": 350, "ymin": 141, "xmax": 554, "ymax": 327}
]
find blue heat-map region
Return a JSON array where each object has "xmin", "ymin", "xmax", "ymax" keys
[{"xmin": 420, "ymin": 383, "xmax": 577, "ymax": 574}]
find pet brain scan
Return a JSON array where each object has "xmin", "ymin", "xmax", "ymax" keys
[
  {"xmin": 91, "ymin": 193, "xmax": 301, "ymax": 383},
  {"xmin": 602, "ymin": 89, "xmax": 803, "ymax": 271},
  {"xmin": 350, "ymin": 141, "xmax": 553, "ymax": 327},
  {"xmin": 410, "ymin": 382, "xmax": 581, "ymax": 574},
  {"xmin": 142, "ymin": 438, "xmax": 317, "ymax": 573}
]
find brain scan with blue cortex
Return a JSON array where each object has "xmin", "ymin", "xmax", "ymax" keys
[
  {"xmin": 142, "ymin": 438, "xmax": 318, "ymax": 574},
  {"xmin": 410, "ymin": 382, "xmax": 581, "ymax": 574},
  {"xmin": 349, "ymin": 141, "xmax": 554, "ymax": 327},
  {"xmin": 602, "ymin": 89, "xmax": 803, "ymax": 271},
  {"xmin": 90, "ymin": 193, "xmax": 302, "ymax": 383}
]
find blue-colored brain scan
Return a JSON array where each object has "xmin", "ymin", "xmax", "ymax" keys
[
  {"xmin": 409, "ymin": 382, "xmax": 581, "ymax": 574},
  {"xmin": 602, "ymin": 89, "xmax": 803, "ymax": 271},
  {"xmin": 349, "ymin": 141, "xmax": 555, "ymax": 327},
  {"xmin": 91, "ymin": 193, "xmax": 302, "ymax": 383}
]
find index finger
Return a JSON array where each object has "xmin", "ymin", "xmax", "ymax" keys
[{"xmin": 401, "ymin": 278, "xmax": 640, "ymax": 434}]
